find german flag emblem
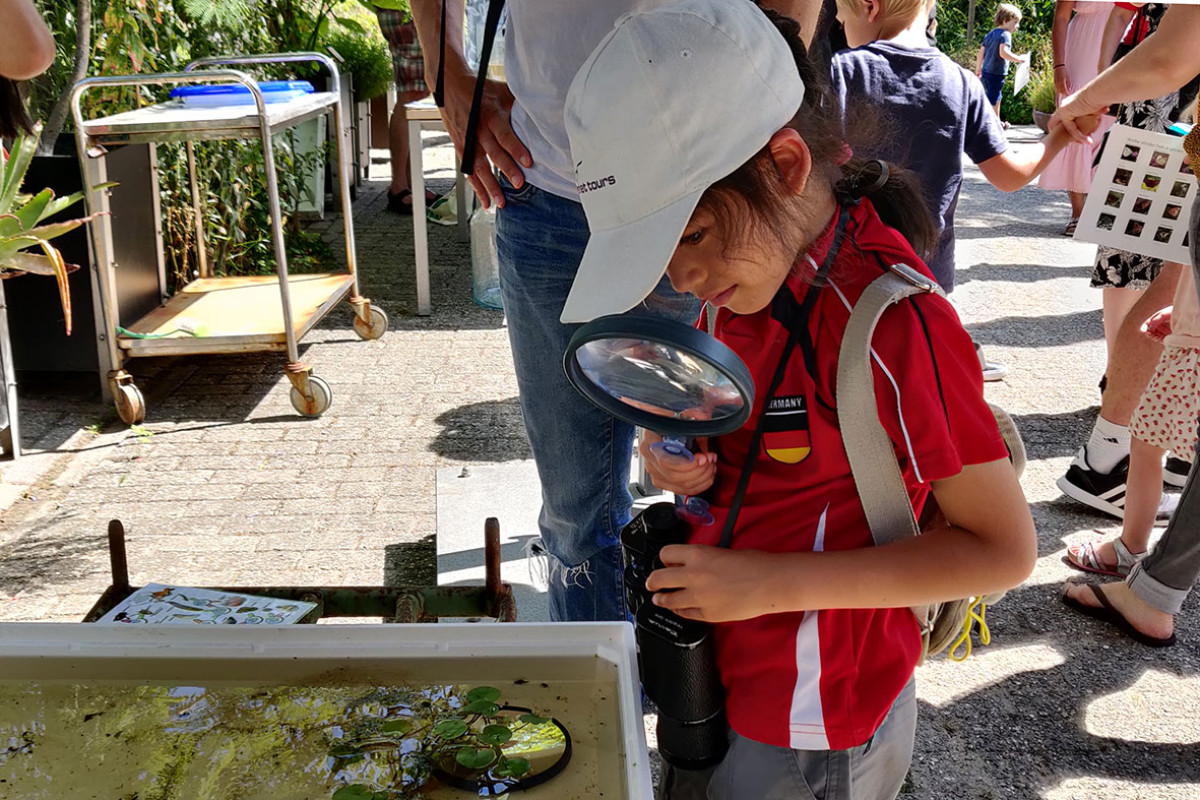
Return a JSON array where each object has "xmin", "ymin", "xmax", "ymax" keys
[{"xmin": 762, "ymin": 395, "xmax": 811, "ymax": 464}]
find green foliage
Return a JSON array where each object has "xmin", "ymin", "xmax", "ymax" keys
[
  {"xmin": 0, "ymin": 122, "xmax": 112, "ymax": 335},
  {"xmin": 325, "ymin": 28, "xmax": 393, "ymax": 103},
  {"xmin": 1029, "ymin": 67, "xmax": 1057, "ymax": 114}
]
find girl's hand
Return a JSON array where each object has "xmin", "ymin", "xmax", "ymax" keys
[
  {"xmin": 639, "ymin": 431, "xmax": 716, "ymax": 497},
  {"xmin": 1142, "ymin": 306, "xmax": 1174, "ymax": 341},
  {"xmin": 646, "ymin": 545, "xmax": 791, "ymax": 622}
]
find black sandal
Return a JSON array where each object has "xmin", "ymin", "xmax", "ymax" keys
[{"xmin": 387, "ymin": 189, "xmax": 415, "ymax": 215}]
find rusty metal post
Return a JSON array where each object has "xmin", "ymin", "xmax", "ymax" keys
[
  {"xmin": 107, "ymin": 519, "xmax": 130, "ymax": 594},
  {"xmin": 484, "ymin": 517, "xmax": 501, "ymax": 605}
]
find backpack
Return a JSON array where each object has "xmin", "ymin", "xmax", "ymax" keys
[{"xmin": 837, "ymin": 262, "xmax": 1026, "ymax": 663}]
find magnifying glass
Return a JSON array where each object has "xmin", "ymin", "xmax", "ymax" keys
[{"xmin": 563, "ymin": 316, "xmax": 756, "ymax": 526}]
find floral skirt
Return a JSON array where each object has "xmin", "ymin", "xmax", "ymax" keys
[{"xmin": 1131, "ymin": 344, "xmax": 1200, "ymax": 458}]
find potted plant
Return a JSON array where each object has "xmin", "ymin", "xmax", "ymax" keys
[
  {"xmin": 1030, "ymin": 69, "xmax": 1057, "ymax": 134},
  {"xmin": 0, "ymin": 122, "xmax": 102, "ymax": 334}
]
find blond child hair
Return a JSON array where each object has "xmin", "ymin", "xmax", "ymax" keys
[
  {"xmin": 994, "ymin": 3, "xmax": 1021, "ymax": 27},
  {"xmin": 834, "ymin": 0, "xmax": 932, "ymax": 28}
]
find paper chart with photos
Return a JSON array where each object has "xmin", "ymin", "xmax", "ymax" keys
[
  {"xmin": 96, "ymin": 583, "xmax": 317, "ymax": 625},
  {"xmin": 1075, "ymin": 124, "xmax": 1196, "ymax": 264}
]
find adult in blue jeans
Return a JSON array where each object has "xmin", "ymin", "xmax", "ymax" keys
[
  {"xmin": 1054, "ymin": 1, "xmax": 1200, "ymax": 647},
  {"xmin": 406, "ymin": 0, "xmax": 693, "ymax": 621},
  {"xmin": 408, "ymin": 0, "xmax": 826, "ymax": 620}
]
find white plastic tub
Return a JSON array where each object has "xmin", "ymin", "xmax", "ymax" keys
[{"xmin": 0, "ymin": 621, "xmax": 652, "ymax": 799}]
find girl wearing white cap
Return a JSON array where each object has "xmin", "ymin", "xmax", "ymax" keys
[{"xmin": 561, "ymin": 2, "xmax": 1037, "ymax": 797}]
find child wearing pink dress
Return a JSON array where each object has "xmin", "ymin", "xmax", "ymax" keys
[{"xmin": 1068, "ymin": 264, "xmax": 1200, "ymax": 576}]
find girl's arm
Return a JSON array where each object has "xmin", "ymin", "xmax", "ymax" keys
[
  {"xmin": 648, "ymin": 458, "xmax": 1036, "ymax": 622},
  {"xmin": 975, "ymin": 45, "xmax": 984, "ymax": 76},
  {"xmin": 1097, "ymin": 5, "xmax": 1135, "ymax": 77},
  {"xmin": 977, "ymin": 115, "xmax": 1100, "ymax": 191},
  {"xmin": 1050, "ymin": 0, "xmax": 1075, "ymax": 96}
]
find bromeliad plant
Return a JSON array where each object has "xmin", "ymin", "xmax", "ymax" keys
[{"xmin": 0, "ymin": 122, "xmax": 108, "ymax": 335}]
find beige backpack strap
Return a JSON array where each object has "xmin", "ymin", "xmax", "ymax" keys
[
  {"xmin": 835, "ymin": 264, "xmax": 943, "ymax": 639},
  {"xmin": 835, "ymin": 264, "xmax": 942, "ymax": 546}
]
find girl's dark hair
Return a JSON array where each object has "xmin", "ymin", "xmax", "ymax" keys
[
  {"xmin": 0, "ymin": 78, "xmax": 35, "ymax": 140},
  {"xmin": 697, "ymin": 5, "xmax": 937, "ymax": 260}
]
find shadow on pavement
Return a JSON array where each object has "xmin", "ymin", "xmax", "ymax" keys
[
  {"xmin": 430, "ymin": 398, "xmax": 531, "ymax": 462},
  {"xmin": 968, "ymin": 309, "xmax": 1103, "ymax": 348}
]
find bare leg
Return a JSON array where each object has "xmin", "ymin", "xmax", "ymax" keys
[
  {"xmin": 1068, "ymin": 191, "xmax": 1086, "ymax": 221},
  {"xmin": 1121, "ymin": 436, "xmax": 1165, "ymax": 553},
  {"xmin": 389, "ymin": 89, "xmax": 429, "ymax": 197},
  {"xmin": 1097, "ymin": 262, "xmax": 1182, "ymax": 427},
  {"xmin": 1101, "ymin": 286, "xmax": 1141, "ymax": 360}
]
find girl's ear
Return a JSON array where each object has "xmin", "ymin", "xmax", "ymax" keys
[{"xmin": 768, "ymin": 128, "xmax": 814, "ymax": 197}]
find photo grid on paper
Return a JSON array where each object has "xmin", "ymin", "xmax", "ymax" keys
[{"xmin": 1076, "ymin": 125, "xmax": 1196, "ymax": 263}]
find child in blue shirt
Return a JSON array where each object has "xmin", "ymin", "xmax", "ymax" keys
[
  {"xmin": 831, "ymin": 0, "xmax": 1097, "ymax": 377},
  {"xmin": 975, "ymin": 3, "xmax": 1028, "ymax": 121}
]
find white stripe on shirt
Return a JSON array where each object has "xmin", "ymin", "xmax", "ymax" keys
[{"xmin": 789, "ymin": 504, "xmax": 830, "ymax": 750}]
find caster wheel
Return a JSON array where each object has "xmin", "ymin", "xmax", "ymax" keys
[
  {"xmin": 353, "ymin": 306, "xmax": 388, "ymax": 340},
  {"xmin": 114, "ymin": 384, "xmax": 146, "ymax": 425},
  {"xmin": 290, "ymin": 375, "xmax": 333, "ymax": 417}
]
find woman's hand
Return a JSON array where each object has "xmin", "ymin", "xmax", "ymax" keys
[
  {"xmin": 1142, "ymin": 306, "xmax": 1174, "ymax": 341},
  {"xmin": 646, "ymin": 545, "xmax": 793, "ymax": 622},
  {"xmin": 639, "ymin": 430, "xmax": 716, "ymax": 497},
  {"xmin": 1054, "ymin": 65, "xmax": 1071, "ymax": 98},
  {"xmin": 1050, "ymin": 88, "xmax": 1108, "ymax": 143}
]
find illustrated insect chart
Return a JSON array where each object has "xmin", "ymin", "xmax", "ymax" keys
[
  {"xmin": 1076, "ymin": 124, "xmax": 1197, "ymax": 264},
  {"xmin": 97, "ymin": 583, "xmax": 317, "ymax": 625}
]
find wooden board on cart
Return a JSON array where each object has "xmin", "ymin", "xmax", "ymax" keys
[{"xmin": 117, "ymin": 272, "xmax": 355, "ymax": 356}]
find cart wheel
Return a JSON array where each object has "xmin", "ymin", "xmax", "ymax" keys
[
  {"xmin": 290, "ymin": 374, "xmax": 333, "ymax": 417},
  {"xmin": 114, "ymin": 384, "xmax": 146, "ymax": 425},
  {"xmin": 353, "ymin": 306, "xmax": 388, "ymax": 341}
]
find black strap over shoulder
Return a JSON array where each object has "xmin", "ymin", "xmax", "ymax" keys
[
  {"xmin": 459, "ymin": 0, "xmax": 506, "ymax": 175},
  {"xmin": 716, "ymin": 205, "xmax": 852, "ymax": 549}
]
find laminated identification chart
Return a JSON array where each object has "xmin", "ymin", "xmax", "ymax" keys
[
  {"xmin": 1076, "ymin": 124, "xmax": 1197, "ymax": 263},
  {"xmin": 97, "ymin": 583, "xmax": 316, "ymax": 624}
]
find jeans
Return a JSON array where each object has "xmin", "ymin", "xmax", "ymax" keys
[
  {"xmin": 659, "ymin": 680, "xmax": 917, "ymax": 800},
  {"xmin": 495, "ymin": 176, "xmax": 700, "ymax": 621}
]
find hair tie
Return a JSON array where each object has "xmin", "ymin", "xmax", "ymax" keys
[
  {"xmin": 836, "ymin": 142, "xmax": 854, "ymax": 166},
  {"xmin": 862, "ymin": 159, "xmax": 890, "ymax": 195}
]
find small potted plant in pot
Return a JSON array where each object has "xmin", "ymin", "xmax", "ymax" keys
[{"xmin": 1030, "ymin": 70, "xmax": 1057, "ymax": 134}]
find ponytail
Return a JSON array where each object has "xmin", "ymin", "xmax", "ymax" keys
[{"xmin": 835, "ymin": 157, "xmax": 937, "ymax": 259}]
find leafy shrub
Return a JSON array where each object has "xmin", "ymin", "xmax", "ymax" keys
[{"xmin": 326, "ymin": 28, "xmax": 394, "ymax": 103}]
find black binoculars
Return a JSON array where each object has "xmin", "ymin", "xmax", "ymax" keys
[{"xmin": 621, "ymin": 502, "xmax": 728, "ymax": 770}]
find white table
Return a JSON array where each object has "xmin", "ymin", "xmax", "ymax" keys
[{"xmin": 406, "ymin": 100, "xmax": 471, "ymax": 316}]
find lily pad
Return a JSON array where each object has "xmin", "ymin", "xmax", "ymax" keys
[
  {"xmin": 477, "ymin": 724, "xmax": 512, "ymax": 746},
  {"xmin": 432, "ymin": 718, "xmax": 468, "ymax": 739},
  {"xmin": 454, "ymin": 746, "xmax": 498, "ymax": 771},
  {"xmin": 463, "ymin": 699, "xmax": 500, "ymax": 716},
  {"xmin": 517, "ymin": 713, "xmax": 549, "ymax": 725},
  {"xmin": 381, "ymin": 719, "xmax": 412, "ymax": 735},
  {"xmin": 495, "ymin": 756, "xmax": 531, "ymax": 778},
  {"xmin": 466, "ymin": 686, "xmax": 501, "ymax": 704}
]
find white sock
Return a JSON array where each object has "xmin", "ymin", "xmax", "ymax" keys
[{"xmin": 1084, "ymin": 417, "xmax": 1131, "ymax": 473}]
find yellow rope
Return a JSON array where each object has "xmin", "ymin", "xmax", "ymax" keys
[{"xmin": 947, "ymin": 599, "xmax": 992, "ymax": 662}]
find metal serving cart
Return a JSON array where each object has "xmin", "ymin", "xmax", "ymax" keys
[{"xmin": 70, "ymin": 53, "xmax": 387, "ymax": 425}]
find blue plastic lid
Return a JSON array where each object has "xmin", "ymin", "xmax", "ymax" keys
[{"xmin": 170, "ymin": 80, "xmax": 314, "ymax": 99}]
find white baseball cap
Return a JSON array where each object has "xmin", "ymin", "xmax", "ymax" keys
[{"xmin": 559, "ymin": 0, "xmax": 806, "ymax": 323}]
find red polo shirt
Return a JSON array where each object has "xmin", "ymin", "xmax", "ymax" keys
[{"xmin": 693, "ymin": 199, "xmax": 1007, "ymax": 751}]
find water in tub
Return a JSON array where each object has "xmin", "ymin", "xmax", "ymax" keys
[{"xmin": 0, "ymin": 673, "xmax": 625, "ymax": 798}]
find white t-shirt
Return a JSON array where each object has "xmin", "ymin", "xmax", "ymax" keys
[{"xmin": 505, "ymin": 0, "xmax": 652, "ymax": 199}]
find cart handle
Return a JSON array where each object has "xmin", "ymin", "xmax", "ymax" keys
[
  {"xmin": 185, "ymin": 52, "xmax": 341, "ymax": 99},
  {"xmin": 70, "ymin": 68, "xmax": 271, "ymax": 136}
]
